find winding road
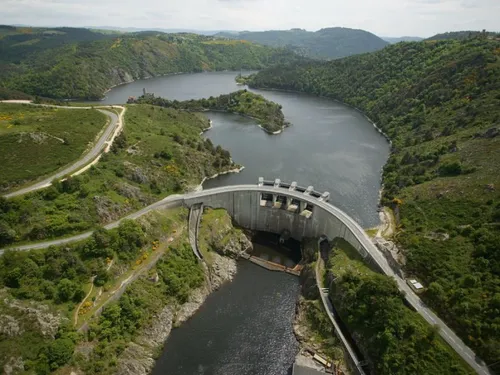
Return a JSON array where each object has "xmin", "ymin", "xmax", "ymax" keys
[
  {"xmin": 1, "ymin": 101, "xmax": 125, "ymax": 198},
  {"xmin": 0, "ymin": 184, "xmax": 493, "ymax": 374}
]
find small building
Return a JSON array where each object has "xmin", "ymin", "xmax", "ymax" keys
[{"xmin": 407, "ymin": 278, "xmax": 424, "ymax": 293}]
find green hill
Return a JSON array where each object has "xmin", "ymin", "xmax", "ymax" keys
[
  {"xmin": 0, "ymin": 103, "xmax": 107, "ymax": 190},
  {"xmin": 216, "ymin": 27, "xmax": 389, "ymax": 59},
  {"xmin": 131, "ymin": 90, "xmax": 287, "ymax": 133},
  {"xmin": 0, "ymin": 29, "xmax": 302, "ymax": 100},
  {"xmin": 248, "ymin": 36, "xmax": 500, "ymax": 372},
  {"xmin": 427, "ymin": 30, "xmax": 500, "ymax": 41}
]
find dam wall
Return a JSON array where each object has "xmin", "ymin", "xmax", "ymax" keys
[{"xmin": 183, "ymin": 180, "xmax": 383, "ymax": 273}]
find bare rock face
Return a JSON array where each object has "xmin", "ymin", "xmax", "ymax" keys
[
  {"xmin": 115, "ymin": 343, "xmax": 155, "ymax": 375},
  {"xmin": 3, "ymin": 357, "xmax": 24, "ymax": 375},
  {"xmin": 114, "ymin": 182, "xmax": 144, "ymax": 201},
  {"xmin": 209, "ymin": 253, "xmax": 238, "ymax": 290},
  {"xmin": 4, "ymin": 298, "xmax": 64, "ymax": 338},
  {"xmin": 299, "ymin": 264, "xmax": 319, "ymax": 300},
  {"xmin": 219, "ymin": 231, "xmax": 253, "ymax": 258},
  {"xmin": 0, "ymin": 315, "xmax": 22, "ymax": 336},
  {"xmin": 93, "ymin": 196, "xmax": 127, "ymax": 223},
  {"xmin": 136, "ymin": 306, "xmax": 175, "ymax": 349},
  {"xmin": 200, "ymin": 209, "xmax": 253, "ymax": 258},
  {"xmin": 110, "ymin": 68, "xmax": 134, "ymax": 86}
]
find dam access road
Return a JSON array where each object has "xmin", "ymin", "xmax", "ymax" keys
[
  {"xmin": 0, "ymin": 180, "xmax": 492, "ymax": 375},
  {"xmin": 0, "ymin": 101, "xmax": 125, "ymax": 198}
]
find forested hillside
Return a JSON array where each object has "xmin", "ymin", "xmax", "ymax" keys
[
  {"xmin": 130, "ymin": 90, "xmax": 287, "ymax": 133},
  {"xmin": 0, "ymin": 29, "xmax": 302, "ymax": 99},
  {"xmin": 216, "ymin": 27, "xmax": 388, "ymax": 59},
  {"xmin": 427, "ymin": 30, "xmax": 500, "ymax": 41},
  {"xmin": 249, "ymin": 36, "xmax": 500, "ymax": 371}
]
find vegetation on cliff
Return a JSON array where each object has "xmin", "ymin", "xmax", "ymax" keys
[
  {"xmin": 0, "ymin": 104, "xmax": 235, "ymax": 246},
  {"xmin": 0, "ymin": 103, "xmax": 107, "ymax": 190},
  {"xmin": 131, "ymin": 90, "xmax": 287, "ymax": 133},
  {"xmin": 0, "ymin": 203, "xmax": 248, "ymax": 374},
  {"xmin": 249, "ymin": 36, "xmax": 500, "ymax": 370},
  {"xmin": 216, "ymin": 27, "xmax": 389, "ymax": 60},
  {"xmin": 325, "ymin": 239, "xmax": 471, "ymax": 374},
  {"xmin": 0, "ymin": 206, "xmax": 206, "ymax": 374},
  {"xmin": 1, "ymin": 28, "xmax": 303, "ymax": 100}
]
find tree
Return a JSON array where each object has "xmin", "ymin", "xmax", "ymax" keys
[
  {"xmin": 56, "ymin": 278, "xmax": 77, "ymax": 302},
  {"xmin": 0, "ymin": 220, "xmax": 16, "ymax": 245},
  {"xmin": 46, "ymin": 338, "xmax": 75, "ymax": 370}
]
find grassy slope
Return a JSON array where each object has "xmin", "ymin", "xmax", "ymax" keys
[
  {"xmin": 134, "ymin": 90, "xmax": 286, "ymax": 133},
  {"xmin": 249, "ymin": 37, "xmax": 500, "ymax": 370},
  {"xmin": 0, "ymin": 104, "xmax": 107, "ymax": 189},
  {"xmin": 0, "ymin": 104, "xmax": 235, "ymax": 245},
  {"xmin": 326, "ymin": 239, "xmax": 472, "ymax": 374},
  {"xmin": 1, "ymin": 32, "xmax": 302, "ymax": 100}
]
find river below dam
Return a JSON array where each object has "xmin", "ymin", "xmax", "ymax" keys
[{"xmin": 99, "ymin": 71, "xmax": 390, "ymax": 375}]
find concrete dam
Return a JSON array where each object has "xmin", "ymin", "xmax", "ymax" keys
[
  {"xmin": 185, "ymin": 178, "xmax": 376, "ymax": 267},
  {"xmin": 184, "ymin": 179, "xmax": 490, "ymax": 375}
]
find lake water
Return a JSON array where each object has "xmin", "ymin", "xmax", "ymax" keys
[
  {"xmin": 100, "ymin": 71, "xmax": 390, "ymax": 228},
  {"xmin": 100, "ymin": 71, "xmax": 390, "ymax": 375}
]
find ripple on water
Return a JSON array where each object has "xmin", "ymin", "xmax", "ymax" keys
[{"xmin": 152, "ymin": 261, "xmax": 300, "ymax": 375}]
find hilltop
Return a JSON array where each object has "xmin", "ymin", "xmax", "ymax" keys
[
  {"xmin": 216, "ymin": 27, "xmax": 389, "ymax": 59},
  {"xmin": 248, "ymin": 36, "xmax": 500, "ymax": 372},
  {"xmin": 0, "ymin": 27, "xmax": 302, "ymax": 100},
  {"xmin": 427, "ymin": 30, "xmax": 500, "ymax": 40},
  {"xmin": 382, "ymin": 36, "xmax": 423, "ymax": 43}
]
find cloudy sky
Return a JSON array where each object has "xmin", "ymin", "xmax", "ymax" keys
[{"xmin": 1, "ymin": 0, "xmax": 499, "ymax": 37}]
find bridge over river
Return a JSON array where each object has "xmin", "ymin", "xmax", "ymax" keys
[{"xmin": 1, "ymin": 179, "xmax": 492, "ymax": 375}]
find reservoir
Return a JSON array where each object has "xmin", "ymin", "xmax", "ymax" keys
[
  {"xmin": 100, "ymin": 71, "xmax": 389, "ymax": 228},
  {"xmin": 100, "ymin": 71, "xmax": 390, "ymax": 374}
]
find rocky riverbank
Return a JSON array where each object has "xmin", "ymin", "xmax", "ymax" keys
[
  {"xmin": 292, "ymin": 241, "xmax": 350, "ymax": 375},
  {"xmin": 114, "ymin": 208, "xmax": 252, "ymax": 375}
]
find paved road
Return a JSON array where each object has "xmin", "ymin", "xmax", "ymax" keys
[
  {"xmin": 1, "ymin": 102, "xmax": 124, "ymax": 198},
  {"xmin": 0, "ymin": 184, "xmax": 492, "ymax": 375}
]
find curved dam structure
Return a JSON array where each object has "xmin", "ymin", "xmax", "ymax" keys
[
  {"xmin": 184, "ymin": 179, "xmax": 491, "ymax": 375},
  {"xmin": 1, "ymin": 179, "xmax": 490, "ymax": 375},
  {"xmin": 185, "ymin": 178, "xmax": 377, "ymax": 266}
]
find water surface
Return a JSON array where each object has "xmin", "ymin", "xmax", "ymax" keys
[
  {"xmin": 152, "ymin": 261, "xmax": 300, "ymax": 375},
  {"xmin": 101, "ymin": 71, "xmax": 390, "ymax": 375},
  {"xmin": 100, "ymin": 71, "xmax": 389, "ymax": 228}
]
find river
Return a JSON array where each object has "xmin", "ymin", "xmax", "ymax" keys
[{"xmin": 99, "ymin": 71, "xmax": 390, "ymax": 375}]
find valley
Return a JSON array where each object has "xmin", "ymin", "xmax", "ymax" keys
[{"xmin": 0, "ymin": 16, "xmax": 499, "ymax": 375}]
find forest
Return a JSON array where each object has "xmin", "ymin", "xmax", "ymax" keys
[
  {"xmin": 130, "ymin": 90, "xmax": 287, "ymax": 133},
  {"xmin": 0, "ymin": 28, "xmax": 302, "ymax": 100},
  {"xmin": 0, "ymin": 204, "xmax": 204, "ymax": 374},
  {"xmin": 325, "ymin": 239, "xmax": 471, "ymax": 374},
  {"xmin": 249, "ymin": 36, "xmax": 500, "ymax": 371}
]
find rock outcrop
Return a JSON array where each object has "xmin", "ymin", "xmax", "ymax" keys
[{"xmin": 114, "ymin": 208, "xmax": 248, "ymax": 375}]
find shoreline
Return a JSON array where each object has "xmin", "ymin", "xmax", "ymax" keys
[
  {"xmin": 249, "ymin": 84, "xmax": 392, "ymax": 214},
  {"xmin": 249, "ymin": 86, "xmax": 392, "ymax": 145},
  {"xmin": 197, "ymin": 108, "xmax": 286, "ymax": 135},
  {"xmin": 194, "ymin": 166, "xmax": 245, "ymax": 192}
]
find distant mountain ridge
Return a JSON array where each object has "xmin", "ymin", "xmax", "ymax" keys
[
  {"xmin": 0, "ymin": 26, "xmax": 304, "ymax": 99},
  {"xmin": 383, "ymin": 36, "xmax": 423, "ymax": 43},
  {"xmin": 215, "ymin": 27, "xmax": 389, "ymax": 59},
  {"xmin": 427, "ymin": 30, "xmax": 500, "ymax": 40}
]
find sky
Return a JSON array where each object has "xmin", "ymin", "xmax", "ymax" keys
[{"xmin": 1, "ymin": 0, "xmax": 499, "ymax": 37}]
